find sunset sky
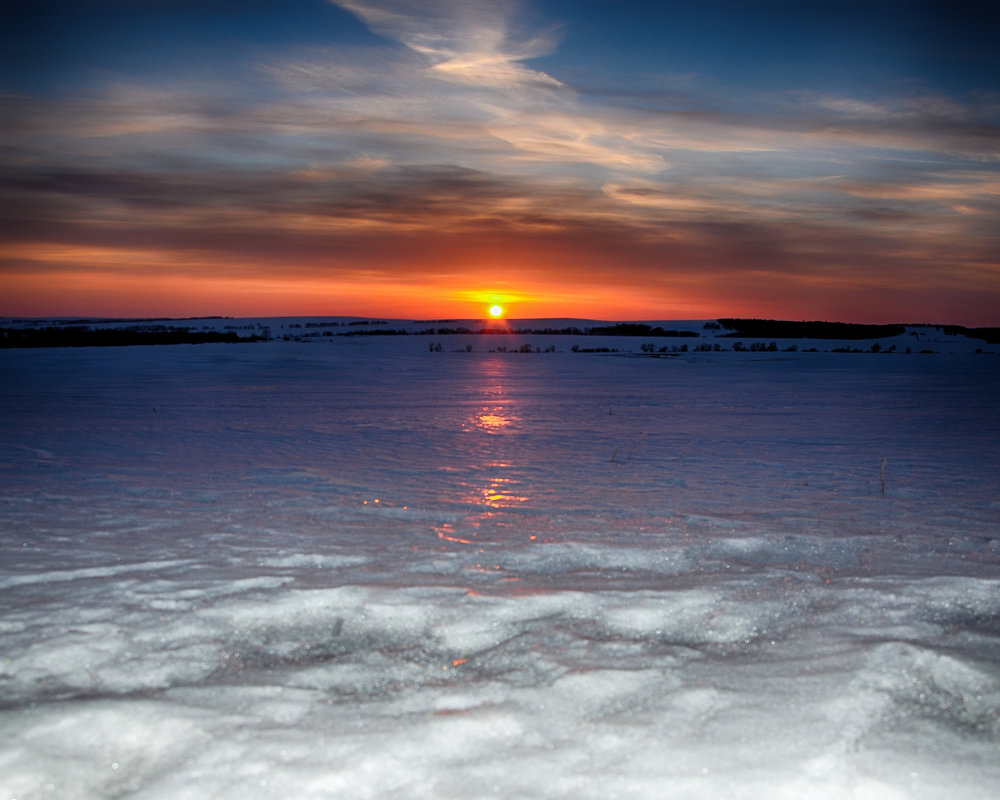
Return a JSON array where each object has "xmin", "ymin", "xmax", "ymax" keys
[{"xmin": 2, "ymin": 0, "xmax": 998, "ymax": 323}]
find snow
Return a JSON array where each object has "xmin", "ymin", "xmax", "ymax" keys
[{"xmin": 1, "ymin": 332, "xmax": 998, "ymax": 799}]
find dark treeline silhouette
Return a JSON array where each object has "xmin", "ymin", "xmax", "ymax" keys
[
  {"xmin": 335, "ymin": 328, "xmax": 410, "ymax": 336},
  {"xmin": 9, "ymin": 318, "xmax": 995, "ymax": 348},
  {"xmin": 9, "ymin": 316, "xmax": 228, "ymax": 326},
  {"xmin": 719, "ymin": 319, "xmax": 906, "ymax": 339},
  {"xmin": 942, "ymin": 325, "xmax": 1000, "ymax": 344},
  {"xmin": 0, "ymin": 326, "xmax": 263, "ymax": 348},
  {"xmin": 586, "ymin": 324, "xmax": 699, "ymax": 337}
]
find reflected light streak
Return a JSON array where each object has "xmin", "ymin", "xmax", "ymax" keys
[
  {"xmin": 476, "ymin": 412, "xmax": 511, "ymax": 431},
  {"xmin": 430, "ymin": 361, "xmax": 535, "ymax": 551},
  {"xmin": 464, "ymin": 356, "xmax": 519, "ymax": 433},
  {"xmin": 480, "ymin": 475, "xmax": 530, "ymax": 508},
  {"xmin": 434, "ymin": 522, "xmax": 474, "ymax": 545}
]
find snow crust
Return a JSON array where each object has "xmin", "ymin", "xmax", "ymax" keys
[{"xmin": 1, "ymin": 336, "xmax": 998, "ymax": 798}]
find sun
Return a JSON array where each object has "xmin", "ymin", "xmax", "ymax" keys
[{"xmin": 489, "ymin": 304, "xmax": 504, "ymax": 318}]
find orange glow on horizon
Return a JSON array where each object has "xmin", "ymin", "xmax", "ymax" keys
[
  {"xmin": 4, "ymin": 244, "xmax": 995, "ymax": 325},
  {"xmin": 0, "ymin": 265, "xmax": 936, "ymax": 324}
]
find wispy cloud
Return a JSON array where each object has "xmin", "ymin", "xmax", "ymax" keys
[{"xmin": 332, "ymin": 0, "xmax": 562, "ymax": 88}]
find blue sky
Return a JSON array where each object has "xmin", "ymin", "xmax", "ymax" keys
[{"xmin": 2, "ymin": 0, "xmax": 998, "ymax": 321}]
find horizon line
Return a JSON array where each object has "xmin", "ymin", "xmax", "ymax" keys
[{"xmin": 2, "ymin": 313, "xmax": 998, "ymax": 330}]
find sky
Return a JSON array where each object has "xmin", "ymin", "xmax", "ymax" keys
[{"xmin": 1, "ymin": 0, "xmax": 998, "ymax": 323}]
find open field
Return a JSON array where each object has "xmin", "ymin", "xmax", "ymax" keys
[{"xmin": 1, "ymin": 330, "xmax": 998, "ymax": 798}]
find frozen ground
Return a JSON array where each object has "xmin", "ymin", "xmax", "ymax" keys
[{"xmin": 1, "ymin": 334, "xmax": 998, "ymax": 799}]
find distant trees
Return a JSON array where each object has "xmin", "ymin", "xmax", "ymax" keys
[
  {"xmin": 728, "ymin": 340, "xmax": 779, "ymax": 352},
  {"xmin": 0, "ymin": 326, "xmax": 259, "ymax": 348},
  {"xmin": 588, "ymin": 323, "xmax": 698, "ymax": 337},
  {"xmin": 718, "ymin": 319, "xmax": 905, "ymax": 339}
]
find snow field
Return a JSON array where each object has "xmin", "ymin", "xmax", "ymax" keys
[{"xmin": 1, "ymin": 337, "xmax": 998, "ymax": 798}]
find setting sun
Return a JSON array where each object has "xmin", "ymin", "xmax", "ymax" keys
[{"xmin": 489, "ymin": 305, "xmax": 504, "ymax": 318}]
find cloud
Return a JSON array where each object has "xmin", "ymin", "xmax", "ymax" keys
[
  {"xmin": 2, "ymin": 2, "xmax": 998, "ymax": 322},
  {"xmin": 331, "ymin": 0, "xmax": 561, "ymax": 89}
]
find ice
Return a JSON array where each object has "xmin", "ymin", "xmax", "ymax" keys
[{"xmin": 1, "ymin": 335, "xmax": 998, "ymax": 798}]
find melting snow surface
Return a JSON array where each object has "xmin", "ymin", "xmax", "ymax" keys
[{"xmin": 1, "ymin": 336, "xmax": 998, "ymax": 799}]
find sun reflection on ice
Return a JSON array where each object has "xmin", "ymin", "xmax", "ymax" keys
[
  {"xmin": 433, "ymin": 469, "xmax": 532, "ymax": 545},
  {"xmin": 464, "ymin": 358, "xmax": 520, "ymax": 435},
  {"xmin": 433, "ymin": 358, "xmax": 537, "ymax": 548},
  {"xmin": 480, "ymin": 474, "xmax": 530, "ymax": 508},
  {"xmin": 476, "ymin": 412, "xmax": 511, "ymax": 431}
]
